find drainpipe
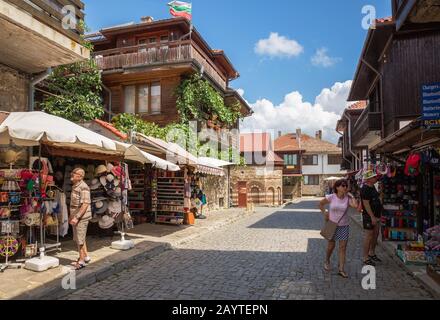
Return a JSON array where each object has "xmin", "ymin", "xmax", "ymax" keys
[{"xmin": 29, "ymin": 68, "xmax": 52, "ymax": 111}]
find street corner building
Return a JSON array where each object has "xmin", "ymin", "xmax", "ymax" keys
[
  {"xmin": 230, "ymin": 133, "xmax": 284, "ymax": 208},
  {"xmin": 274, "ymin": 129, "xmax": 346, "ymax": 199}
]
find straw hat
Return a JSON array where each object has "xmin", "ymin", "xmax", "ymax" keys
[
  {"xmin": 3, "ymin": 150, "xmax": 23, "ymax": 165},
  {"xmin": 94, "ymin": 165, "xmax": 108, "ymax": 177},
  {"xmin": 98, "ymin": 215, "xmax": 115, "ymax": 230}
]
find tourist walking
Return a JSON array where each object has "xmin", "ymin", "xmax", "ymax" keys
[
  {"xmin": 319, "ymin": 179, "xmax": 358, "ymax": 278},
  {"xmin": 360, "ymin": 170, "xmax": 383, "ymax": 266}
]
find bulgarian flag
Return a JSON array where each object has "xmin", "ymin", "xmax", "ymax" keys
[{"xmin": 168, "ymin": 1, "xmax": 192, "ymax": 20}]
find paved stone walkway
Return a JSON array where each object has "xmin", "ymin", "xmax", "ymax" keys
[{"xmin": 64, "ymin": 200, "xmax": 434, "ymax": 300}]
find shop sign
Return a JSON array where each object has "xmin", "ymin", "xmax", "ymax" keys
[{"xmin": 422, "ymin": 83, "xmax": 440, "ymax": 129}]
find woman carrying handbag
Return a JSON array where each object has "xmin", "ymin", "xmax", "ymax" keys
[{"xmin": 319, "ymin": 179, "xmax": 358, "ymax": 278}]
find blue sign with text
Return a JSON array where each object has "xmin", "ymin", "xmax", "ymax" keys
[{"xmin": 422, "ymin": 83, "xmax": 440, "ymax": 128}]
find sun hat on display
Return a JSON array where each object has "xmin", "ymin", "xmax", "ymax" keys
[
  {"xmin": 107, "ymin": 187, "xmax": 122, "ymax": 199},
  {"xmin": 363, "ymin": 170, "xmax": 378, "ymax": 180},
  {"xmin": 94, "ymin": 165, "xmax": 108, "ymax": 177},
  {"xmin": 92, "ymin": 200, "xmax": 108, "ymax": 215},
  {"xmin": 108, "ymin": 199, "xmax": 122, "ymax": 214},
  {"xmin": 98, "ymin": 215, "xmax": 115, "ymax": 230},
  {"xmin": 90, "ymin": 178, "xmax": 101, "ymax": 191}
]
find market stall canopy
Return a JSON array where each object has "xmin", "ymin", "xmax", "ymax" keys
[
  {"xmin": 115, "ymin": 142, "xmax": 180, "ymax": 171},
  {"xmin": 135, "ymin": 133, "xmax": 198, "ymax": 166},
  {"xmin": 0, "ymin": 112, "xmax": 180, "ymax": 170},
  {"xmin": 324, "ymin": 177, "xmax": 342, "ymax": 181},
  {"xmin": 197, "ymin": 157, "xmax": 234, "ymax": 167},
  {"xmin": 0, "ymin": 111, "xmax": 121, "ymax": 153}
]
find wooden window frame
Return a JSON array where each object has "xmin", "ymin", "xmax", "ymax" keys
[
  {"xmin": 303, "ymin": 155, "xmax": 319, "ymax": 166},
  {"xmin": 328, "ymin": 154, "xmax": 342, "ymax": 165},
  {"xmin": 122, "ymin": 81, "xmax": 162, "ymax": 115},
  {"xmin": 304, "ymin": 175, "xmax": 320, "ymax": 186}
]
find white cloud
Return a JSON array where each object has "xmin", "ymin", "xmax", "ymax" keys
[
  {"xmin": 315, "ymin": 80, "xmax": 352, "ymax": 114},
  {"xmin": 255, "ymin": 33, "xmax": 304, "ymax": 58},
  {"xmin": 311, "ymin": 48, "xmax": 341, "ymax": 67},
  {"xmin": 236, "ymin": 88, "xmax": 245, "ymax": 97},
  {"xmin": 241, "ymin": 81, "xmax": 353, "ymax": 143}
]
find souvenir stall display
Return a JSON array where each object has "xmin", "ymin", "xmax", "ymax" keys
[
  {"xmin": 128, "ymin": 164, "xmax": 148, "ymax": 224},
  {"xmin": 155, "ymin": 169, "xmax": 185, "ymax": 225},
  {"xmin": 380, "ymin": 166, "xmax": 419, "ymax": 241}
]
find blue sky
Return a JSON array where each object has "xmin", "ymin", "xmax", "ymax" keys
[{"xmin": 83, "ymin": 0, "xmax": 392, "ymax": 141}]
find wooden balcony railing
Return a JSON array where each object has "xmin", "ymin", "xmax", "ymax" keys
[
  {"xmin": 352, "ymin": 106, "xmax": 382, "ymax": 146},
  {"xmin": 5, "ymin": 0, "xmax": 85, "ymax": 43},
  {"xmin": 94, "ymin": 40, "xmax": 227, "ymax": 90}
]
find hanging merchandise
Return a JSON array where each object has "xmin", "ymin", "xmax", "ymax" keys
[
  {"xmin": 405, "ymin": 153, "xmax": 421, "ymax": 176},
  {"xmin": 380, "ymin": 166, "xmax": 419, "ymax": 241},
  {"xmin": 0, "ymin": 236, "xmax": 20, "ymax": 258}
]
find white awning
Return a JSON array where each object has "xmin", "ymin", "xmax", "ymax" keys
[
  {"xmin": 116, "ymin": 142, "xmax": 180, "ymax": 171},
  {"xmin": 0, "ymin": 112, "xmax": 180, "ymax": 171},
  {"xmin": 0, "ymin": 111, "xmax": 121, "ymax": 152},
  {"xmin": 135, "ymin": 133, "xmax": 198, "ymax": 166},
  {"xmin": 197, "ymin": 157, "xmax": 234, "ymax": 167}
]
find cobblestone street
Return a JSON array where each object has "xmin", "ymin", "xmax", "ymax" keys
[{"xmin": 64, "ymin": 200, "xmax": 434, "ymax": 300}]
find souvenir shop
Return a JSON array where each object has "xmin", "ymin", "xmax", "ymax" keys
[
  {"xmin": 357, "ymin": 138, "xmax": 440, "ymax": 282},
  {"xmin": 0, "ymin": 111, "xmax": 177, "ymax": 272},
  {"xmin": 127, "ymin": 157, "xmax": 227, "ymax": 226}
]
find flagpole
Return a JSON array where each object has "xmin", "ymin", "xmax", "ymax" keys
[{"xmin": 189, "ymin": 2, "xmax": 193, "ymax": 41}]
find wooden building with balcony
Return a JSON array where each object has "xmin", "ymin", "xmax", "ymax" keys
[
  {"xmin": 348, "ymin": 5, "xmax": 440, "ymax": 158},
  {"xmin": 0, "ymin": 0, "xmax": 90, "ymax": 112},
  {"xmin": 336, "ymin": 101, "xmax": 367, "ymax": 171},
  {"xmin": 87, "ymin": 16, "xmax": 251, "ymax": 140}
]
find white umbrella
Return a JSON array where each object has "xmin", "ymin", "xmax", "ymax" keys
[
  {"xmin": 0, "ymin": 112, "xmax": 179, "ymax": 170},
  {"xmin": 324, "ymin": 177, "xmax": 342, "ymax": 181},
  {"xmin": 0, "ymin": 111, "xmax": 121, "ymax": 152}
]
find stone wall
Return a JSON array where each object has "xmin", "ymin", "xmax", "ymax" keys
[
  {"xmin": 230, "ymin": 166, "xmax": 283, "ymax": 207},
  {"xmin": 0, "ymin": 64, "xmax": 29, "ymax": 112},
  {"xmin": 302, "ymin": 174, "xmax": 345, "ymax": 197},
  {"xmin": 199, "ymin": 171, "xmax": 229, "ymax": 212}
]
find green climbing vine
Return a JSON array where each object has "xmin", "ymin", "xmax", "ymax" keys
[
  {"xmin": 175, "ymin": 74, "xmax": 242, "ymax": 126},
  {"xmin": 40, "ymin": 21, "xmax": 101, "ymax": 122}
]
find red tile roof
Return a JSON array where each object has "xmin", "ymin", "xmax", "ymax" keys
[
  {"xmin": 300, "ymin": 134, "xmax": 341, "ymax": 154},
  {"xmin": 240, "ymin": 133, "xmax": 271, "ymax": 153},
  {"xmin": 274, "ymin": 134, "xmax": 303, "ymax": 152},
  {"xmin": 94, "ymin": 119, "xmax": 128, "ymax": 140},
  {"xmin": 376, "ymin": 16, "xmax": 393, "ymax": 23},
  {"xmin": 348, "ymin": 101, "xmax": 367, "ymax": 110},
  {"xmin": 267, "ymin": 150, "xmax": 284, "ymax": 163}
]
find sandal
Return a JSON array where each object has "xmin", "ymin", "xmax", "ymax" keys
[
  {"xmin": 338, "ymin": 271, "xmax": 349, "ymax": 278},
  {"xmin": 72, "ymin": 261, "xmax": 86, "ymax": 271},
  {"xmin": 85, "ymin": 256, "xmax": 92, "ymax": 264},
  {"xmin": 363, "ymin": 258, "xmax": 376, "ymax": 266},
  {"xmin": 324, "ymin": 262, "xmax": 331, "ymax": 272}
]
